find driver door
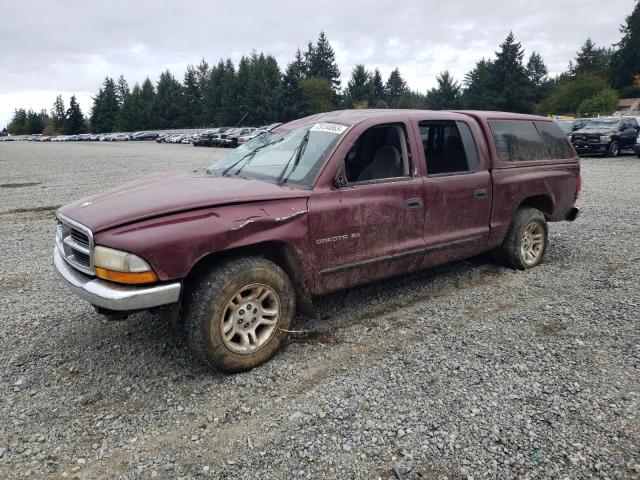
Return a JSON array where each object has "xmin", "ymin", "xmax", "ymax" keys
[{"xmin": 307, "ymin": 121, "xmax": 426, "ymax": 294}]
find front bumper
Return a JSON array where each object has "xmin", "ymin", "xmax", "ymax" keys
[
  {"xmin": 572, "ymin": 141, "xmax": 607, "ymax": 154},
  {"xmin": 53, "ymin": 247, "xmax": 181, "ymax": 311}
]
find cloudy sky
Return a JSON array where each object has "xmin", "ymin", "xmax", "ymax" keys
[{"xmin": 0, "ymin": 0, "xmax": 635, "ymax": 128}]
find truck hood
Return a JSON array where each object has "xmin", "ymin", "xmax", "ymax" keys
[
  {"xmin": 572, "ymin": 127, "xmax": 615, "ymax": 136},
  {"xmin": 58, "ymin": 171, "xmax": 310, "ymax": 232}
]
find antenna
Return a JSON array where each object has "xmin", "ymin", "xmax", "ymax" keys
[{"xmin": 234, "ymin": 112, "xmax": 248, "ymax": 127}]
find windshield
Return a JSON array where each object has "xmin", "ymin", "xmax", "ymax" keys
[
  {"xmin": 585, "ymin": 119, "xmax": 620, "ymax": 129},
  {"xmin": 555, "ymin": 120, "xmax": 574, "ymax": 132},
  {"xmin": 208, "ymin": 122, "xmax": 347, "ymax": 187}
]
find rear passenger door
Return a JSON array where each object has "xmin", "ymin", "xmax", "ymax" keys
[{"xmin": 413, "ymin": 119, "xmax": 492, "ymax": 267}]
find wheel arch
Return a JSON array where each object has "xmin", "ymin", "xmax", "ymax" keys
[
  {"xmin": 184, "ymin": 240, "xmax": 315, "ymax": 317},
  {"xmin": 518, "ymin": 194, "xmax": 554, "ymax": 219}
]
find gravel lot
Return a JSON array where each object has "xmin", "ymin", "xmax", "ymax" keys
[{"xmin": 0, "ymin": 142, "xmax": 638, "ymax": 479}]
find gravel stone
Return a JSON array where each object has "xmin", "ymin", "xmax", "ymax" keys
[{"xmin": 0, "ymin": 142, "xmax": 638, "ymax": 479}]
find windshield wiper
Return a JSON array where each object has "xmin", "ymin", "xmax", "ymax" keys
[
  {"xmin": 276, "ymin": 130, "xmax": 310, "ymax": 185},
  {"xmin": 220, "ymin": 136, "xmax": 282, "ymax": 177}
]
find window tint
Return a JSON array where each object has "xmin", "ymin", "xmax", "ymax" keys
[
  {"xmin": 534, "ymin": 121, "xmax": 574, "ymax": 159},
  {"xmin": 420, "ymin": 121, "xmax": 474, "ymax": 175},
  {"xmin": 456, "ymin": 121, "xmax": 479, "ymax": 171},
  {"xmin": 488, "ymin": 120, "xmax": 549, "ymax": 161}
]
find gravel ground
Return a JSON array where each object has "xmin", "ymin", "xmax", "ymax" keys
[{"xmin": 0, "ymin": 142, "xmax": 638, "ymax": 479}]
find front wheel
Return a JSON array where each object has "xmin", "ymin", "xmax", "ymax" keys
[
  {"xmin": 606, "ymin": 141, "xmax": 620, "ymax": 157},
  {"xmin": 184, "ymin": 257, "xmax": 295, "ymax": 372},
  {"xmin": 494, "ymin": 207, "xmax": 548, "ymax": 270}
]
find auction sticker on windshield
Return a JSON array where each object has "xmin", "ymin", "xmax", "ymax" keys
[{"xmin": 310, "ymin": 123, "xmax": 348, "ymax": 134}]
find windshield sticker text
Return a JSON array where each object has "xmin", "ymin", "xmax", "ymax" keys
[{"xmin": 310, "ymin": 123, "xmax": 348, "ymax": 135}]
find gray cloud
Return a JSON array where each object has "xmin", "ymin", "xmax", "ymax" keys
[{"xmin": 0, "ymin": 0, "xmax": 635, "ymax": 127}]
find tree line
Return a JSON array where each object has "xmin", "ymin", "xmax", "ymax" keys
[{"xmin": 6, "ymin": 1, "xmax": 640, "ymax": 135}]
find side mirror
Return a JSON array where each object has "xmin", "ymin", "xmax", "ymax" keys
[{"xmin": 334, "ymin": 164, "xmax": 348, "ymax": 188}]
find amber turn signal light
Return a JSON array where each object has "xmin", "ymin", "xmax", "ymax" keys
[{"xmin": 95, "ymin": 267, "xmax": 158, "ymax": 285}]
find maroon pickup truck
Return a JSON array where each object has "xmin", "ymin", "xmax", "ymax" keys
[{"xmin": 54, "ymin": 110, "xmax": 580, "ymax": 372}]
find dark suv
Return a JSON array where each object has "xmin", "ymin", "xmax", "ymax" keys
[{"xmin": 571, "ymin": 117, "xmax": 639, "ymax": 157}]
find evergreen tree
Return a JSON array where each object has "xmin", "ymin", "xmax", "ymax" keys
[
  {"xmin": 65, "ymin": 95, "xmax": 85, "ymax": 134},
  {"xmin": 300, "ymin": 78, "xmax": 334, "ymax": 113},
  {"xmin": 462, "ymin": 59, "xmax": 495, "ymax": 109},
  {"xmin": 115, "ymin": 75, "xmax": 130, "ymax": 107},
  {"xmin": 307, "ymin": 31, "xmax": 341, "ymax": 92},
  {"xmin": 183, "ymin": 65, "xmax": 202, "ymax": 127},
  {"xmin": 7, "ymin": 109, "xmax": 27, "ymax": 135},
  {"xmin": 385, "ymin": 68, "xmax": 407, "ymax": 107},
  {"xmin": 90, "ymin": 77, "xmax": 119, "ymax": 132},
  {"xmin": 289, "ymin": 48, "xmax": 308, "ymax": 79},
  {"xmin": 398, "ymin": 90, "xmax": 428, "ymax": 109},
  {"xmin": 24, "ymin": 109, "xmax": 47, "ymax": 134},
  {"xmin": 527, "ymin": 52, "xmax": 551, "ymax": 104},
  {"xmin": 51, "ymin": 95, "xmax": 66, "ymax": 132},
  {"xmin": 216, "ymin": 59, "xmax": 239, "ymax": 125},
  {"xmin": 610, "ymin": 1, "xmax": 640, "ymax": 90},
  {"xmin": 139, "ymin": 78, "xmax": 156, "ymax": 129},
  {"xmin": 280, "ymin": 54, "xmax": 310, "ymax": 122},
  {"xmin": 119, "ymin": 83, "xmax": 142, "ymax": 131},
  {"xmin": 246, "ymin": 53, "xmax": 281, "ymax": 124},
  {"xmin": 195, "ymin": 59, "xmax": 210, "ymax": 124},
  {"xmin": 574, "ymin": 39, "xmax": 611, "ymax": 78},
  {"xmin": 426, "ymin": 71, "xmax": 462, "ymax": 109},
  {"xmin": 490, "ymin": 32, "xmax": 534, "ymax": 112},
  {"xmin": 370, "ymin": 69, "xmax": 387, "ymax": 107},
  {"xmin": 345, "ymin": 65, "xmax": 373, "ymax": 107},
  {"xmin": 203, "ymin": 60, "xmax": 225, "ymax": 125},
  {"xmin": 153, "ymin": 70, "xmax": 186, "ymax": 129}
]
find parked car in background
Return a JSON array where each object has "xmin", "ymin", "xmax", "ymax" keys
[
  {"xmin": 192, "ymin": 128, "xmax": 229, "ymax": 147},
  {"xmin": 571, "ymin": 116, "xmax": 640, "ymax": 157},
  {"xmin": 53, "ymin": 109, "xmax": 580, "ymax": 372},
  {"xmin": 555, "ymin": 118, "xmax": 591, "ymax": 136},
  {"xmin": 108, "ymin": 133, "xmax": 131, "ymax": 142},
  {"xmin": 220, "ymin": 127, "xmax": 256, "ymax": 147},
  {"xmin": 131, "ymin": 131, "xmax": 159, "ymax": 141}
]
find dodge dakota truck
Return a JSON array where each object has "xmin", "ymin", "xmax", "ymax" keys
[{"xmin": 54, "ymin": 110, "xmax": 580, "ymax": 372}]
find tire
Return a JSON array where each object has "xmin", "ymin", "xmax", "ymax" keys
[
  {"xmin": 184, "ymin": 257, "xmax": 295, "ymax": 372},
  {"xmin": 606, "ymin": 140, "xmax": 620, "ymax": 158},
  {"xmin": 493, "ymin": 207, "xmax": 548, "ymax": 270}
]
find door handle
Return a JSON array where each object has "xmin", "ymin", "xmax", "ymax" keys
[
  {"xmin": 473, "ymin": 188, "xmax": 488, "ymax": 199},
  {"xmin": 406, "ymin": 197, "xmax": 423, "ymax": 209}
]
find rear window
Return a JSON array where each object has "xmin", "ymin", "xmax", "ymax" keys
[
  {"xmin": 488, "ymin": 120, "xmax": 574, "ymax": 161},
  {"xmin": 534, "ymin": 121, "xmax": 574, "ymax": 159}
]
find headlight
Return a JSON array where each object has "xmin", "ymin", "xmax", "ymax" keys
[
  {"xmin": 93, "ymin": 246, "xmax": 157, "ymax": 284},
  {"xmin": 600, "ymin": 135, "xmax": 611, "ymax": 143}
]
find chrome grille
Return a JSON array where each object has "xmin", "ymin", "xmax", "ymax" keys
[
  {"xmin": 55, "ymin": 213, "xmax": 94, "ymax": 275},
  {"xmin": 71, "ymin": 229, "xmax": 90, "ymax": 247}
]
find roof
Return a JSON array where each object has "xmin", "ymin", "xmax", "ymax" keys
[
  {"xmin": 619, "ymin": 98, "xmax": 640, "ymax": 107},
  {"xmin": 279, "ymin": 109, "xmax": 551, "ymax": 130}
]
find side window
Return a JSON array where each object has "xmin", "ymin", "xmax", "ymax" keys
[
  {"xmin": 419, "ymin": 121, "xmax": 477, "ymax": 175},
  {"xmin": 344, "ymin": 124, "xmax": 410, "ymax": 183},
  {"xmin": 534, "ymin": 121, "xmax": 574, "ymax": 159},
  {"xmin": 488, "ymin": 120, "xmax": 549, "ymax": 161}
]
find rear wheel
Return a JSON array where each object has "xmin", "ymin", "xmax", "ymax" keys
[
  {"xmin": 494, "ymin": 207, "xmax": 548, "ymax": 270},
  {"xmin": 606, "ymin": 140, "xmax": 620, "ymax": 157},
  {"xmin": 184, "ymin": 257, "xmax": 295, "ymax": 372}
]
